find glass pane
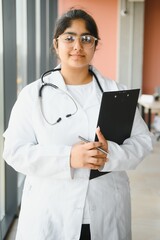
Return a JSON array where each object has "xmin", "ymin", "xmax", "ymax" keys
[
  {"xmin": 16, "ymin": 0, "xmax": 27, "ymax": 95},
  {"xmin": 16, "ymin": 0, "xmax": 27, "ymax": 204},
  {"xmin": 0, "ymin": 0, "xmax": 5, "ymax": 222},
  {"xmin": 36, "ymin": 0, "xmax": 41, "ymax": 78}
]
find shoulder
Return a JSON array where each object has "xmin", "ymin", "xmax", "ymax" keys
[
  {"xmin": 18, "ymin": 78, "xmax": 41, "ymax": 101},
  {"xmin": 11, "ymin": 79, "xmax": 42, "ymax": 113},
  {"xmin": 90, "ymin": 65, "xmax": 127, "ymax": 91}
]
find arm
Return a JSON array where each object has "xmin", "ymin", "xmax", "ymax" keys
[
  {"xmin": 3, "ymin": 86, "xmax": 72, "ymax": 179},
  {"xmin": 99, "ymin": 108, "xmax": 153, "ymax": 171}
]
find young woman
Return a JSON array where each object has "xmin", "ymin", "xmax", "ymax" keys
[{"xmin": 3, "ymin": 9, "xmax": 152, "ymax": 240}]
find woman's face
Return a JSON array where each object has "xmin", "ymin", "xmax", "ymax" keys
[{"xmin": 54, "ymin": 19, "xmax": 96, "ymax": 70}]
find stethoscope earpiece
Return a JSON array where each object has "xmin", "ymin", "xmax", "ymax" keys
[
  {"xmin": 57, "ymin": 118, "xmax": 62, "ymax": 123},
  {"xmin": 66, "ymin": 114, "xmax": 72, "ymax": 118}
]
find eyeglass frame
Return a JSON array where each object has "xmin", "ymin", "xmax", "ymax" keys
[{"xmin": 56, "ymin": 33, "xmax": 98, "ymax": 49}]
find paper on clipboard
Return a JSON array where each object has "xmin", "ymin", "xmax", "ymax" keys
[{"xmin": 90, "ymin": 88, "xmax": 140, "ymax": 180}]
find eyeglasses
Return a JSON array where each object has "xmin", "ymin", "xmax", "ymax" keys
[{"xmin": 57, "ymin": 34, "xmax": 98, "ymax": 49}]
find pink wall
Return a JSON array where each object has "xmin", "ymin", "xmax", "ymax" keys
[
  {"xmin": 142, "ymin": 0, "xmax": 160, "ymax": 94},
  {"xmin": 58, "ymin": 0, "xmax": 118, "ymax": 80}
]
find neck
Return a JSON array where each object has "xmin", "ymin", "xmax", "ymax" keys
[{"xmin": 60, "ymin": 66, "xmax": 92, "ymax": 85}]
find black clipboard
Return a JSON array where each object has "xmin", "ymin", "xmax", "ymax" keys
[{"xmin": 90, "ymin": 88, "xmax": 140, "ymax": 180}]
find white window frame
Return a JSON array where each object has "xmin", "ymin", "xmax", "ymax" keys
[
  {"xmin": 117, "ymin": 0, "xmax": 145, "ymax": 90},
  {"xmin": 0, "ymin": 0, "xmax": 5, "ymax": 222}
]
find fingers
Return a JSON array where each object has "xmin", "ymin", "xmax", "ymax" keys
[
  {"xmin": 81, "ymin": 140, "xmax": 103, "ymax": 151},
  {"xmin": 70, "ymin": 143, "xmax": 106, "ymax": 169},
  {"xmin": 85, "ymin": 157, "xmax": 109, "ymax": 170},
  {"xmin": 89, "ymin": 156, "xmax": 108, "ymax": 166},
  {"xmin": 80, "ymin": 142, "xmax": 107, "ymax": 159},
  {"xmin": 96, "ymin": 127, "xmax": 108, "ymax": 152},
  {"xmin": 96, "ymin": 126, "xmax": 106, "ymax": 144},
  {"xmin": 87, "ymin": 148, "xmax": 105, "ymax": 158},
  {"xmin": 71, "ymin": 134, "xmax": 109, "ymax": 170}
]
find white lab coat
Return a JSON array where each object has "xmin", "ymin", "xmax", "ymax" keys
[{"xmin": 3, "ymin": 66, "xmax": 152, "ymax": 240}]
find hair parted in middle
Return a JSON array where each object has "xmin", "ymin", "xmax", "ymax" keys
[{"xmin": 53, "ymin": 8, "xmax": 100, "ymax": 48}]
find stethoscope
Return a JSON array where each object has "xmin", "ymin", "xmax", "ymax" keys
[{"xmin": 39, "ymin": 67, "xmax": 104, "ymax": 125}]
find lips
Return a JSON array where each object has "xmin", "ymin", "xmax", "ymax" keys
[
  {"xmin": 70, "ymin": 53, "xmax": 85, "ymax": 60},
  {"xmin": 70, "ymin": 54, "xmax": 84, "ymax": 57}
]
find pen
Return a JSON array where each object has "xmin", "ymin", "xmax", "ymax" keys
[{"xmin": 78, "ymin": 136, "xmax": 108, "ymax": 155}]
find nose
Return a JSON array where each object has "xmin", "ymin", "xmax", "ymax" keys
[{"xmin": 73, "ymin": 37, "xmax": 83, "ymax": 50}]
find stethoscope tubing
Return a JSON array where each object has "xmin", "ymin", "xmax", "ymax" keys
[
  {"xmin": 40, "ymin": 67, "xmax": 103, "ymax": 95},
  {"xmin": 39, "ymin": 67, "xmax": 104, "ymax": 125}
]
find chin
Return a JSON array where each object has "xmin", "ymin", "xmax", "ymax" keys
[{"xmin": 69, "ymin": 61, "xmax": 89, "ymax": 69}]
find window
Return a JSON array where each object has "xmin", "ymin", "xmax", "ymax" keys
[
  {"xmin": 0, "ymin": 0, "xmax": 5, "ymax": 225},
  {"xmin": 16, "ymin": 0, "xmax": 27, "ymax": 95},
  {"xmin": 16, "ymin": 0, "xmax": 28, "ymax": 204}
]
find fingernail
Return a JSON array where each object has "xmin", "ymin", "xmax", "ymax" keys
[{"xmin": 97, "ymin": 126, "xmax": 100, "ymax": 131}]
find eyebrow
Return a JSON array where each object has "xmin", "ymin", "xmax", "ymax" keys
[{"xmin": 63, "ymin": 32, "xmax": 91, "ymax": 36}]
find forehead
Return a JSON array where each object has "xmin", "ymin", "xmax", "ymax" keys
[{"xmin": 64, "ymin": 19, "xmax": 90, "ymax": 34}]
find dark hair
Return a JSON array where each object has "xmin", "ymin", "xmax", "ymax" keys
[{"xmin": 53, "ymin": 9, "xmax": 100, "ymax": 47}]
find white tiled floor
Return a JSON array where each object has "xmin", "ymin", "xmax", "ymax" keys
[
  {"xmin": 5, "ymin": 141, "xmax": 160, "ymax": 240},
  {"xmin": 128, "ymin": 140, "xmax": 160, "ymax": 240}
]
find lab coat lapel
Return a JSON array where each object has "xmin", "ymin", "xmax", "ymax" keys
[{"xmin": 48, "ymin": 70, "xmax": 68, "ymax": 91}]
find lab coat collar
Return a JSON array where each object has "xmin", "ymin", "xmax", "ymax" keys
[
  {"xmin": 45, "ymin": 64, "xmax": 117, "ymax": 102},
  {"xmin": 48, "ymin": 69, "xmax": 68, "ymax": 91},
  {"xmin": 47, "ymin": 65, "xmax": 102, "ymax": 109},
  {"xmin": 47, "ymin": 65, "xmax": 103, "ymax": 92}
]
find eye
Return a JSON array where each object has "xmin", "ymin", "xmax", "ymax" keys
[
  {"xmin": 64, "ymin": 35, "xmax": 75, "ymax": 42},
  {"xmin": 81, "ymin": 35, "xmax": 92, "ymax": 44}
]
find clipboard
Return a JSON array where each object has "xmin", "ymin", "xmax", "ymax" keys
[{"xmin": 90, "ymin": 88, "xmax": 140, "ymax": 180}]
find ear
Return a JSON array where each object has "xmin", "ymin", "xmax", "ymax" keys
[{"xmin": 53, "ymin": 39, "xmax": 58, "ymax": 53}]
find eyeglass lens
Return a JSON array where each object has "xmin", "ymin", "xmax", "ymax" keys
[{"xmin": 58, "ymin": 34, "xmax": 97, "ymax": 48}]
